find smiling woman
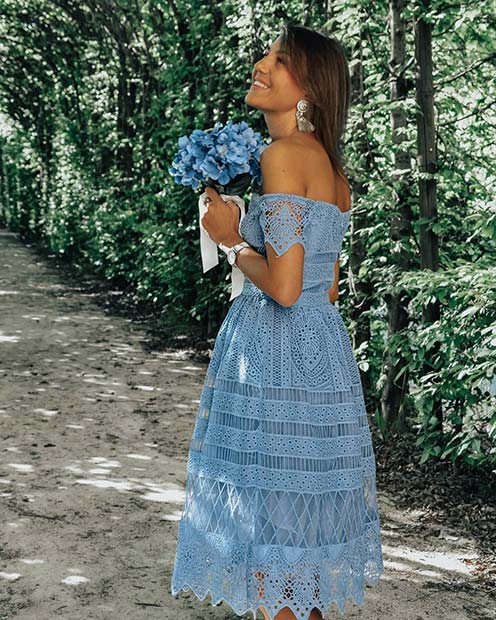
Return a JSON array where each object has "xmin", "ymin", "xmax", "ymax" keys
[{"xmin": 170, "ymin": 23, "xmax": 384, "ymax": 620}]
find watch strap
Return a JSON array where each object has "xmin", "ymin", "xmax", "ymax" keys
[
  {"xmin": 232, "ymin": 241, "xmax": 251, "ymax": 254},
  {"xmin": 219, "ymin": 240, "xmax": 250, "ymax": 255}
]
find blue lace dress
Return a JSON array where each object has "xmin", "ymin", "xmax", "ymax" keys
[{"xmin": 170, "ymin": 191, "xmax": 384, "ymax": 619}]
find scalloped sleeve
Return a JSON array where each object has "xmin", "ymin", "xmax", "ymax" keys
[{"xmin": 258, "ymin": 194, "xmax": 312, "ymax": 257}]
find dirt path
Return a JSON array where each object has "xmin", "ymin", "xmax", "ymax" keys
[{"xmin": 0, "ymin": 229, "xmax": 494, "ymax": 620}]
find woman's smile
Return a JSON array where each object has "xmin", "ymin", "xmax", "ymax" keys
[{"xmin": 251, "ymin": 80, "xmax": 270, "ymax": 90}]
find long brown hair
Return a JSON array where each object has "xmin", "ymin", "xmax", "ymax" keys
[{"xmin": 278, "ymin": 24, "xmax": 351, "ymax": 184}]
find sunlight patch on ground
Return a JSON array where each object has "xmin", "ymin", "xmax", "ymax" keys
[
  {"xmin": 168, "ymin": 367, "xmax": 194, "ymax": 375},
  {"xmin": 8, "ymin": 463, "xmax": 33, "ymax": 472},
  {"xmin": 0, "ymin": 332, "xmax": 20, "ymax": 343},
  {"xmin": 61, "ymin": 575, "xmax": 90, "ymax": 585},
  {"xmin": 34, "ymin": 408, "xmax": 59, "ymax": 417},
  {"xmin": 0, "ymin": 290, "xmax": 19, "ymax": 295},
  {"xmin": 161, "ymin": 509, "xmax": 183, "ymax": 521},
  {"xmin": 76, "ymin": 479, "xmax": 136, "ymax": 491},
  {"xmin": 65, "ymin": 464, "xmax": 85, "ymax": 475},
  {"xmin": 20, "ymin": 558, "xmax": 45, "ymax": 565},
  {"xmin": 133, "ymin": 480, "xmax": 185, "ymax": 503},
  {"xmin": 382, "ymin": 543, "xmax": 477, "ymax": 576},
  {"xmin": 66, "ymin": 424, "xmax": 85, "ymax": 429},
  {"xmin": 82, "ymin": 377, "xmax": 124, "ymax": 387},
  {"xmin": 64, "ymin": 457, "xmax": 186, "ymax": 505},
  {"xmin": 6, "ymin": 447, "xmax": 21, "ymax": 452},
  {"xmin": 95, "ymin": 391, "xmax": 123, "ymax": 398},
  {"xmin": 107, "ymin": 343, "xmax": 140, "ymax": 355},
  {"xmin": 142, "ymin": 491, "xmax": 172, "ymax": 504},
  {"xmin": 141, "ymin": 488, "xmax": 184, "ymax": 503},
  {"xmin": 87, "ymin": 457, "xmax": 121, "ymax": 468},
  {"xmin": 0, "ymin": 572, "xmax": 22, "ymax": 581},
  {"xmin": 125, "ymin": 453, "xmax": 152, "ymax": 460},
  {"xmin": 21, "ymin": 314, "xmax": 47, "ymax": 320},
  {"xmin": 416, "ymin": 568, "xmax": 446, "ymax": 578},
  {"xmin": 7, "ymin": 523, "xmax": 21, "ymax": 528}
]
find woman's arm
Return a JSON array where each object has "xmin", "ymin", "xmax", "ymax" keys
[{"xmin": 233, "ymin": 142, "xmax": 307, "ymax": 307}]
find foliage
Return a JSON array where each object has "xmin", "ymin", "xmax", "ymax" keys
[{"xmin": 396, "ymin": 259, "xmax": 496, "ymax": 468}]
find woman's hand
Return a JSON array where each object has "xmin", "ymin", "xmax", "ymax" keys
[
  {"xmin": 328, "ymin": 258, "xmax": 340, "ymax": 303},
  {"xmin": 328, "ymin": 287, "xmax": 339, "ymax": 304},
  {"xmin": 201, "ymin": 186, "xmax": 243, "ymax": 247}
]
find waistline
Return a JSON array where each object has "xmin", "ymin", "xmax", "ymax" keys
[{"xmin": 240, "ymin": 280, "xmax": 332, "ymax": 308}]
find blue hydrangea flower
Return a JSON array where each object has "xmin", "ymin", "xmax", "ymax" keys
[{"xmin": 169, "ymin": 121, "xmax": 267, "ymax": 196}]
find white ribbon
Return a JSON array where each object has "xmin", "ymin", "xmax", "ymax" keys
[{"xmin": 198, "ymin": 191, "xmax": 247, "ymax": 301}]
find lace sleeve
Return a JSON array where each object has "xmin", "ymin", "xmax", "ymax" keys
[{"xmin": 258, "ymin": 194, "xmax": 312, "ymax": 257}]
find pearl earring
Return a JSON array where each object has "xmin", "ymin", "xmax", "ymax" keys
[{"xmin": 296, "ymin": 99, "xmax": 315, "ymax": 132}]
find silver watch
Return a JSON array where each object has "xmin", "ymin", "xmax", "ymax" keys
[{"xmin": 220, "ymin": 241, "xmax": 250, "ymax": 266}]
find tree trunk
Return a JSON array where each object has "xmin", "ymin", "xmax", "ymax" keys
[
  {"xmin": 414, "ymin": 0, "xmax": 442, "ymax": 430},
  {"xmin": 381, "ymin": 0, "xmax": 415, "ymax": 434},
  {"xmin": 348, "ymin": 30, "xmax": 375, "ymax": 410},
  {"xmin": 116, "ymin": 45, "xmax": 136, "ymax": 187},
  {"xmin": 0, "ymin": 143, "xmax": 5, "ymax": 224}
]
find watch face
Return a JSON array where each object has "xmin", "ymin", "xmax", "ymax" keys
[{"xmin": 227, "ymin": 250, "xmax": 236, "ymax": 265}]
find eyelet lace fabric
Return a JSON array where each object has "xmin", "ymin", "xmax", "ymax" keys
[{"xmin": 170, "ymin": 192, "xmax": 384, "ymax": 619}]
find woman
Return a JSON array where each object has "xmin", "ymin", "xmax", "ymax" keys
[{"xmin": 171, "ymin": 24, "xmax": 384, "ymax": 620}]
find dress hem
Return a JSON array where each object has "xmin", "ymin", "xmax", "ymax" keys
[{"xmin": 170, "ymin": 566, "xmax": 384, "ymax": 620}]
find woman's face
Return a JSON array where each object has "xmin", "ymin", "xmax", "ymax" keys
[{"xmin": 245, "ymin": 35, "xmax": 305, "ymax": 112}]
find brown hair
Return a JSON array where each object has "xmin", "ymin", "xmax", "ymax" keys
[{"xmin": 278, "ymin": 24, "xmax": 351, "ymax": 184}]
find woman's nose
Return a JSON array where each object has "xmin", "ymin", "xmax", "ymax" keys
[
  {"xmin": 254, "ymin": 54, "xmax": 269, "ymax": 69},
  {"xmin": 253, "ymin": 59, "xmax": 269, "ymax": 75}
]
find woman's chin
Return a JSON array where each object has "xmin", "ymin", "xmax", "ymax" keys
[
  {"xmin": 245, "ymin": 90, "xmax": 268, "ymax": 109},
  {"xmin": 244, "ymin": 93, "xmax": 258, "ymax": 108}
]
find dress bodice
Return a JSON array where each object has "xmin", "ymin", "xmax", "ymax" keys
[{"xmin": 239, "ymin": 191, "xmax": 351, "ymax": 295}]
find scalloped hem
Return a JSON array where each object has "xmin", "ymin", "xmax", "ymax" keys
[{"xmin": 171, "ymin": 568, "xmax": 384, "ymax": 620}]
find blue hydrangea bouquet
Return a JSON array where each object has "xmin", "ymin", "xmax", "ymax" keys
[
  {"xmin": 169, "ymin": 121, "xmax": 267, "ymax": 300},
  {"xmin": 168, "ymin": 120, "xmax": 265, "ymax": 195}
]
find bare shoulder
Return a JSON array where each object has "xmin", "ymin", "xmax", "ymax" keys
[
  {"xmin": 260, "ymin": 139, "xmax": 307, "ymax": 196},
  {"xmin": 289, "ymin": 138, "xmax": 351, "ymax": 211}
]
